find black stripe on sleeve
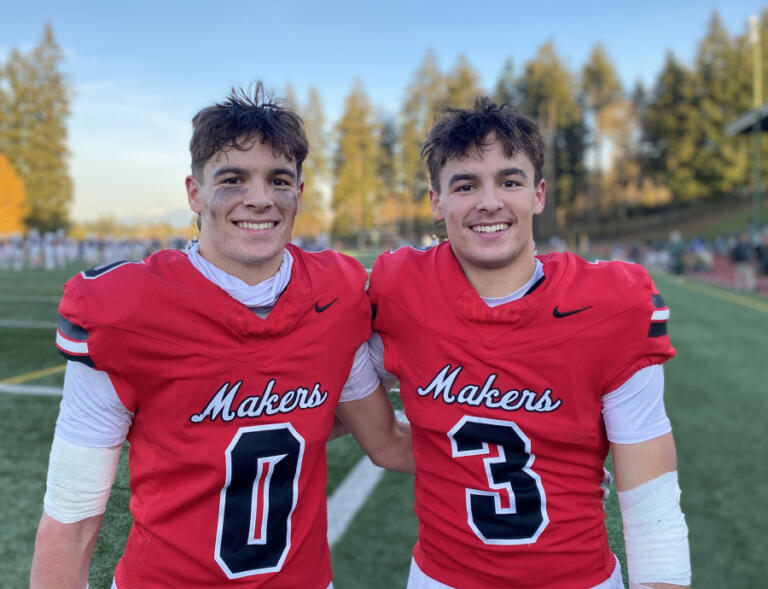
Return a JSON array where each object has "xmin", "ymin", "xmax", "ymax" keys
[
  {"xmin": 648, "ymin": 322, "xmax": 668, "ymax": 338},
  {"xmin": 652, "ymin": 293, "xmax": 666, "ymax": 309},
  {"xmin": 57, "ymin": 314, "xmax": 89, "ymax": 341},
  {"xmin": 56, "ymin": 348, "xmax": 96, "ymax": 367}
]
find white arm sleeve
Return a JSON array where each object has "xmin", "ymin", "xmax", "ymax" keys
[
  {"xmin": 339, "ymin": 342, "xmax": 380, "ymax": 402},
  {"xmin": 619, "ymin": 471, "xmax": 691, "ymax": 586},
  {"xmin": 367, "ymin": 331, "xmax": 398, "ymax": 391},
  {"xmin": 602, "ymin": 364, "xmax": 671, "ymax": 444},
  {"xmin": 56, "ymin": 360, "xmax": 133, "ymax": 447},
  {"xmin": 44, "ymin": 434, "xmax": 121, "ymax": 523}
]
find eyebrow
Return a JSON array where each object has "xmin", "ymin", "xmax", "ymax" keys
[
  {"xmin": 271, "ymin": 167, "xmax": 298, "ymax": 180},
  {"xmin": 498, "ymin": 167, "xmax": 529, "ymax": 180},
  {"xmin": 212, "ymin": 166, "xmax": 248, "ymax": 180},
  {"xmin": 447, "ymin": 173, "xmax": 479, "ymax": 187},
  {"xmin": 447, "ymin": 167, "xmax": 529, "ymax": 187},
  {"xmin": 212, "ymin": 166, "xmax": 297, "ymax": 180}
]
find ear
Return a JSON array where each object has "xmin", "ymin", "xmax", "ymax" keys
[
  {"xmin": 297, "ymin": 180, "xmax": 304, "ymax": 211},
  {"xmin": 186, "ymin": 175, "xmax": 202, "ymax": 213},
  {"xmin": 533, "ymin": 179, "xmax": 546, "ymax": 216},
  {"xmin": 429, "ymin": 188, "xmax": 444, "ymax": 222}
]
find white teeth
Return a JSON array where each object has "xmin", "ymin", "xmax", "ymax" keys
[
  {"xmin": 472, "ymin": 223, "xmax": 509, "ymax": 233},
  {"xmin": 237, "ymin": 221, "xmax": 275, "ymax": 230}
]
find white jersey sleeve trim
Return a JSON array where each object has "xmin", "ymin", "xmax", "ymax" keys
[
  {"xmin": 602, "ymin": 365, "xmax": 671, "ymax": 444},
  {"xmin": 56, "ymin": 361, "xmax": 133, "ymax": 447},
  {"xmin": 339, "ymin": 341, "xmax": 380, "ymax": 402},
  {"xmin": 44, "ymin": 434, "xmax": 121, "ymax": 523},
  {"xmin": 55, "ymin": 330, "xmax": 89, "ymax": 355}
]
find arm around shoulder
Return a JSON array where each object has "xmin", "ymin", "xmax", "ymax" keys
[
  {"xmin": 30, "ymin": 511, "xmax": 103, "ymax": 589},
  {"xmin": 335, "ymin": 383, "xmax": 414, "ymax": 475}
]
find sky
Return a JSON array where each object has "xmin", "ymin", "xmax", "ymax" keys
[{"xmin": 1, "ymin": 0, "xmax": 766, "ymax": 226}]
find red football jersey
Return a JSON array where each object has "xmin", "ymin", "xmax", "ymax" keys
[
  {"xmin": 369, "ymin": 243, "xmax": 675, "ymax": 589},
  {"xmin": 56, "ymin": 246, "xmax": 370, "ymax": 588}
]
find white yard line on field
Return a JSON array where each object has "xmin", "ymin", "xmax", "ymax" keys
[
  {"xmin": 0, "ymin": 319, "xmax": 57, "ymax": 329},
  {"xmin": 0, "ymin": 383, "xmax": 63, "ymax": 395},
  {"xmin": 326, "ymin": 408, "xmax": 408, "ymax": 545},
  {"xmin": 327, "ymin": 456, "xmax": 385, "ymax": 546},
  {"xmin": 0, "ymin": 295, "xmax": 61, "ymax": 303}
]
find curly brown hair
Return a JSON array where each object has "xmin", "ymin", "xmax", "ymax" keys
[
  {"xmin": 422, "ymin": 96, "xmax": 544, "ymax": 193},
  {"xmin": 189, "ymin": 82, "xmax": 309, "ymax": 181}
]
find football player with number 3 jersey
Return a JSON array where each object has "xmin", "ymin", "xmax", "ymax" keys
[
  {"xmin": 368, "ymin": 98, "xmax": 690, "ymax": 589},
  {"xmin": 30, "ymin": 86, "xmax": 413, "ymax": 589}
]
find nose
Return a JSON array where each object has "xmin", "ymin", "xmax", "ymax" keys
[
  {"xmin": 475, "ymin": 186, "xmax": 503, "ymax": 212},
  {"xmin": 242, "ymin": 181, "xmax": 273, "ymax": 209}
]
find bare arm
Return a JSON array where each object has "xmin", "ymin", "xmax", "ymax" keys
[
  {"xmin": 335, "ymin": 383, "xmax": 414, "ymax": 474},
  {"xmin": 612, "ymin": 432, "xmax": 689, "ymax": 589},
  {"xmin": 30, "ymin": 512, "xmax": 103, "ymax": 589},
  {"xmin": 611, "ymin": 431, "xmax": 677, "ymax": 492}
]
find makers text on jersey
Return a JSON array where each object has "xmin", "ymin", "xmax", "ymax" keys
[
  {"xmin": 190, "ymin": 379, "xmax": 329, "ymax": 423},
  {"xmin": 417, "ymin": 364, "xmax": 562, "ymax": 413}
]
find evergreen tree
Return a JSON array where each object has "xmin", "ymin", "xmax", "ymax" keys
[
  {"xmin": 376, "ymin": 116, "xmax": 401, "ymax": 229},
  {"xmin": 517, "ymin": 42, "xmax": 587, "ymax": 230},
  {"xmin": 597, "ymin": 98, "xmax": 645, "ymax": 215},
  {"xmin": 294, "ymin": 87, "xmax": 329, "ymax": 239},
  {"xmin": 332, "ymin": 80, "xmax": 381, "ymax": 241},
  {"xmin": 0, "ymin": 24, "xmax": 72, "ymax": 231},
  {"xmin": 283, "ymin": 83, "xmax": 299, "ymax": 111},
  {"xmin": 398, "ymin": 51, "xmax": 446, "ymax": 241},
  {"xmin": 0, "ymin": 153, "xmax": 28, "ymax": 233},
  {"xmin": 581, "ymin": 44, "xmax": 623, "ymax": 219},
  {"xmin": 645, "ymin": 52, "xmax": 702, "ymax": 202},
  {"xmin": 494, "ymin": 57, "xmax": 520, "ymax": 107},
  {"xmin": 691, "ymin": 11, "xmax": 749, "ymax": 199},
  {"xmin": 445, "ymin": 54, "xmax": 484, "ymax": 109},
  {"xmin": 730, "ymin": 9, "xmax": 768, "ymax": 193},
  {"xmin": 582, "ymin": 45, "xmax": 623, "ymax": 115}
]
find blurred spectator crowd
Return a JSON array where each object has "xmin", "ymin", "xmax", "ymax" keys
[
  {"xmin": 4, "ymin": 227, "xmax": 768, "ymax": 295},
  {"xmin": 0, "ymin": 229, "xmax": 189, "ymax": 271},
  {"xmin": 596, "ymin": 226, "xmax": 768, "ymax": 293}
]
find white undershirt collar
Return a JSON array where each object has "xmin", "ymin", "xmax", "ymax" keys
[{"xmin": 186, "ymin": 241, "xmax": 293, "ymax": 308}]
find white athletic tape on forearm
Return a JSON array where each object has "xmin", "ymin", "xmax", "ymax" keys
[
  {"xmin": 44, "ymin": 434, "xmax": 121, "ymax": 523},
  {"xmin": 619, "ymin": 471, "xmax": 691, "ymax": 586}
]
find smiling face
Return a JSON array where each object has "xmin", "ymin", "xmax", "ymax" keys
[
  {"xmin": 186, "ymin": 138, "xmax": 303, "ymax": 285},
  {"xmin": 430, "ymin": 134, "xmax": 546, "ymax": 296}
]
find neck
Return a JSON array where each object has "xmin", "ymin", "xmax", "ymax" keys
[{"xmin": 457, "ymin": 248, "xmax": 538, "ymax": 298}]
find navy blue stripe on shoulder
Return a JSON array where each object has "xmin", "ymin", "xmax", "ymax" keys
[
  {"xmin": 57, "ymin": 314, "xmax": 89, "ymax": 341},
  {"xmin": 56, "ymin": 348, "xmax": 95, "ymax": 367}
]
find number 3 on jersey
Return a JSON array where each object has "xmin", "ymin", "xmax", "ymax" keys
[
  {"xmin": 215, "ymin": 424, "xmax": 304, "ymax": 578},
  {"xmin": 448, "ymin": 416, "xmax": 548, "ymax": 545}
]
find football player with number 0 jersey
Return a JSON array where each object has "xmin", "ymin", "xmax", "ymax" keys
[
  {"xmin": 368, "ymin": 98, "xmax": 690, "ymax": 589},
  {"xmin": 31, "ymin": 85, "xmax": 413, "ymax": 589}
]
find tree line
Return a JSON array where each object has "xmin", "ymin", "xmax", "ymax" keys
[
  {"xmin": 1, "ymin": 13, "xmax": 766, "ymax": 241},
  {"xmin": 0, "ymin": 24, "xmax": 70, "ymax": 234},
  {"xmin": 290, "ymin": 10, "xmax": 768, "ymax": 243}
]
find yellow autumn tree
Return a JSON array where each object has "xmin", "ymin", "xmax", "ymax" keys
[{"xmin": 0, "ymin": 153, "xmax": 28, "ymax": 233}]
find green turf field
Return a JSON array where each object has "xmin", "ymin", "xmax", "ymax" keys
[{"xmin": 1, "ymin": 259, "xmax": 766, "ymax": 588}]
